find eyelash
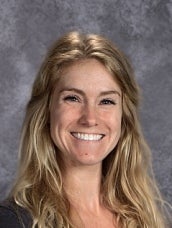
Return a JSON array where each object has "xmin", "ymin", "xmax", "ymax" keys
[
  {"xmin": 63, "ymin": 95, "xmax": 80, "ymax": 102},
  {"xmin": 63, "ymin": 96, "xmax": 116, "ymax": 105},
  {"xmin": 100, "ymin": 99, "xmax": 116, "ymax": 105}
]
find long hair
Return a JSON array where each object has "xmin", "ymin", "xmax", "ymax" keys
[{"xmin": 10, "ymin": 31, "xmax": 166, "ymax": 227}]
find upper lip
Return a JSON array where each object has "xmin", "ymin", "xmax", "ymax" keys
[{"xmin": 70, "ymin": 132, "xmax": 105, "ymax": 136}]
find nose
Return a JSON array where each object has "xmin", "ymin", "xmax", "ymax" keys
[{"xmin": 78, "ymin": 104, "xmax": 98, "ymax": 127}]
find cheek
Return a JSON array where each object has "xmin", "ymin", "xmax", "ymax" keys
[
  {"xmin": 50, "ymin": 106, "xmax": 79, "ymax": 133},
  {"xmin": 108, "ymin": 114, "xmax": 122, "ymax": 142},
  {"xmin": 102, "ymin": 109, "xmax": 122, "ymax": 129},
  {"xmin": 50, "ymin": 109, "xmax": 67, "ymax": 151},
  {"xmin": 50, "ymin": 109, "xmax": 65, "ymax": 137},
  {"xmin": 110, "ymin": 114, "xmax": 122, "ymax": 145}
]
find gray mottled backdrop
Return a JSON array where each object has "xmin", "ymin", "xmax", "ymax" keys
[{"xmin": 0, "ymin": 0, "xmax": 171, "ymax": 205}]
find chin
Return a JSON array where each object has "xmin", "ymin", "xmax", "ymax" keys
[{"xmin": 69, "ymin": 153, "xmax": 108, "ymax": 167}]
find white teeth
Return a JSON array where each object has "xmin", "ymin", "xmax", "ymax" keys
[{"xmin": 72, "ymin": 133, "xmax": 103, "ymax": 141}]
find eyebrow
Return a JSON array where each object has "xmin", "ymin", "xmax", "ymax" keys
[
  {"xmin": 59, "ymin": 87, "xmax": 121, "ymax": 97},
  {"xmin": 100, "ymin": 90, "xmax": 121, "ymax": 97}
]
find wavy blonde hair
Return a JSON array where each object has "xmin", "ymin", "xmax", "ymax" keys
[{"xmin": 10, "ymin": 31, "xmax": 167, "ymax": 227}]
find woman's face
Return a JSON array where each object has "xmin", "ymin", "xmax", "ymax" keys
[{"xmin": 50, "ymin": 59, "xmax": 122, "ymax": 168}]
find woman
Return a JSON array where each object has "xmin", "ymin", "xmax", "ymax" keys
[{"xmin": 0, "ymin": 31, "xmax": 167, "ymax": 227}]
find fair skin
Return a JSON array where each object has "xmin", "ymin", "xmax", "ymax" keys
[{"xmin": 50, "ymin": 59, "xmax": 122, "ymax": 227}]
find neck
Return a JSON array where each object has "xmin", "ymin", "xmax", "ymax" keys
[{"xmin": 63, "ymin": 163, "xmax": 102, "ymax": 212}]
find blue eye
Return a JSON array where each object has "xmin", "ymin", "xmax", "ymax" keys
[
  {"xmin": 100, "ymin": 99, "xmax": 116, "ymax": 105},
  {"xmin": 64, "ymin": 95, "xmax": 80, "ymax": 102}
]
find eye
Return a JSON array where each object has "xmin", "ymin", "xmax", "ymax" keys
[
  {"xmin": 100, "ymin": 99, "xmax": 116, "ymax": 105},
  {"xmin": 63, "ymin": 95, "xmax": 80, "ymax": 102}
]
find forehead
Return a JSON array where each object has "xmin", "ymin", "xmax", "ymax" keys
[{"xmin": 55, "ymin": 59, "xmax": 121, "ymax": 94}]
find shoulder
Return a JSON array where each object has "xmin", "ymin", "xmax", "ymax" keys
[{"xmin": 0, "ymin": 199, "xmax": 32, "ymax": 228}]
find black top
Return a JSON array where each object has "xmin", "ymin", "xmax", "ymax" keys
[{"xmin": 0, "ymin": 199, "xmax": 32, "ymax": 228}]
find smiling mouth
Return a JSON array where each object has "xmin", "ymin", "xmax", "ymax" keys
[{"xmin": 71, "ymin": 132, "xmax": 105, "ymax": 141}]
